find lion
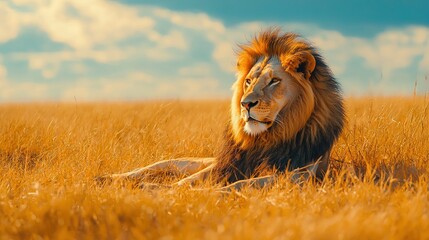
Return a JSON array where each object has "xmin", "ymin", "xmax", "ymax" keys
[{"xmin": 98, "ymin": 28, "xmax": 345, "ymax": 191}]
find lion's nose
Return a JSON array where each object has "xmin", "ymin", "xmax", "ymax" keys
[{"xmin": 241, "ymin": 100, "xmax": 259, "ymax": 110}]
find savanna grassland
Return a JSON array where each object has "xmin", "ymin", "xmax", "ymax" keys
[{"xmin": 1, "ymin": 97, "xmax": 429, "ymax": 239}]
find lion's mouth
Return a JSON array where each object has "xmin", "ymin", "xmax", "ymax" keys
[{"xmin": 247, "ymin": 117, "xmax": 272, "ymax": 125}]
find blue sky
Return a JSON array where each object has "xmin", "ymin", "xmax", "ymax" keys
[{"xmin": 1, "ymin": 0, "xmax": 428, "ymax": 102}]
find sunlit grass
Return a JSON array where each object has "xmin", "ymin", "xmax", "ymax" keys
[{"xmin": 1, "ymin": 97, "xmax": 428, "ymax": 239}]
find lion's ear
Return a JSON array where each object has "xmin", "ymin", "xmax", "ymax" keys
[{"xmin": 281, "ymin": 51, "xmax": 316, "ymax": 80}]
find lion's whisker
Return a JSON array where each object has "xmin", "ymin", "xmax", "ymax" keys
[{"xmin": 274, "ymin": 118, "xmax": 286, "ymax": 132}]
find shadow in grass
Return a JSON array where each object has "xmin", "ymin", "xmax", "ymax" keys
[
  {"xmin": 329, "ymin": 158, "xmax": 426, "ymax": 188},
  {"xmin": 0, "ymin": 150, "xmax": 42, "ymax": 171}
]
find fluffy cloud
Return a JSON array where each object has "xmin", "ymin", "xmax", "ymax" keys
[
  {"xmin": 178, "ymin": 63, "xmax": 214, "ymax": 77},
  {"xmin": 153, "ymin": 8, "xmax": 225, "ymax": 34},
  {"xmin": 0, "ymin": 2, "xmax": 21, "ymax": 43},
  {"xmin": 306, "ymin": 26, "xmax": 429, "ymax": 94},
  {"xmin": 8, "ymin": 0, "xmax": 191, "ymax": 53},
  {"xmin": 355, "ymin": 27, "xmax": 429, "ymax": 77},
  {"xmin": 6, "ymin": 0, "xmax": 189, "ymax": 78},
  {"xmin": 11, "ymin": 0, "xmax": 154, "ymax": 50}
]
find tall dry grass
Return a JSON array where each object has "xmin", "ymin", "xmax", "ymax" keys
[{"xmin": 0, "ymin": 97, "xmax": 428, "ymax": 239}]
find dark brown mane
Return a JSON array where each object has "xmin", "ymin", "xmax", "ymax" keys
[{"xmin": 212, "ymin": 30, "xmax": 345, "ymax": 183}]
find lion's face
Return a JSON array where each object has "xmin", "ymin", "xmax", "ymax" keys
[
  {"xmin": 230, "ymin": 41, "xmax": 317, "ymax": 147},
  {"xmin": 240, "ymin": 57, "xmax": 298, "ymax": 135}
]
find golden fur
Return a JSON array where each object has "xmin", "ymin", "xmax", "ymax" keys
[{"xmin": 212, "ymin": 29, "xmax": 345, "ymax": 183}]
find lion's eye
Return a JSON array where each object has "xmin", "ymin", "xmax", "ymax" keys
[
  {"xmin": 269, "ymin": 78, "xmax": 280, "ymax": 86},
  {"xmin": 245, "ymin": 78, "xmax": 252, "ymax": 87}
]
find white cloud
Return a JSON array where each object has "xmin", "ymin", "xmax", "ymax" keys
[
  {"xmin": 355, "ymin": 27, "xmax": 429, "ymax": 78},
  {"xmin": 70, "ymin": 62, "xmax": 87, "ymax": 74},
  {"xmin": 308, "ymin": 30, "xmax": 359, "ymax": 75},
  {"xmin": 141, "ymin": 44, "xmax": 182, "ymax": 61},
  {"xmin": 155, "ymin": 30, "xmax": 188, "ymax": 50},
  {"xmin": 211, "ymin": 41, "xmax": 236, "ymax": 73},
  {"xmin": 127, "ymin": 71, "xmax": 153, "ymax": 83},
  {"xmin": 204, "ymin": 21, "xmax": 275, "ymax": 73},
  {"xmin": 0, "ymin": 2, "xmax": 21, "ymax": 43},
  {"xmin": 7, "ymin": 0, "xmax": 191, "ymax": 53},
  {"xmin": 5, "ymin": 1, "xmax": 192, "ymax": 78},
  {"xmin": 153, "ymin": 8, "xmax": 225, "ymax": 34},
  {"xmin": 10, "ymin": 0, "xmax": 47, "ymax": 6},
  {"xmin": 14, "ymin": 0, "xmax": 154, "ymax": 50},
  {"xmin": 302, "ymin": 26, "xmax": 429, "ymax": 94},
  {"xmin": 179, "ymin": 63, "xmax": 213, "ymax": 76}
]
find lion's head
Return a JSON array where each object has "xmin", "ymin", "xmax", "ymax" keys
[{"xmin": 230, "ymin": 29, "xmax": 343, "ymax": 149}]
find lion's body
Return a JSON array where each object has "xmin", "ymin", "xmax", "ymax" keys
[
  {"xmin": 212, "ymin": 30, "xmax": 344, "ymax": 183},
  {"xmin": 99, "ymin": 29, "xmax": 345, "ymax": 190}
]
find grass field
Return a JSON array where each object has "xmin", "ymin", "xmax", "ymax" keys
[{"xmin": 1, "ymin": 97, "xmax": 429, "ymax": 239}]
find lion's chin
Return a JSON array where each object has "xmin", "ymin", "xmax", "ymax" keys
[{"xmin": 243, "ymin": 120, "xmax": 269, "ymax": 136}]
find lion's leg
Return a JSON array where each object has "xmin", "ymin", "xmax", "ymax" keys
[
  {"xmin": 315, "ymin": 149, "xmax": 331, "ymax": 179},
  {"xmin": 219, "ymin": 175, "xmax": 276, "ymax": 191},
  {"xmin": 97, "ymin": 157, "xmax": 215, "ymax": 184},
  {"xmin": 172, "ymin": 163, "xmax": 216, "ymax": 187},
  {"xmin": 120, "ymin": 157, "xmax": 215, "ymax": 179},
  {"xmin": 290, "ymin": 159, "xmax": 320, "ymax": 183},
  {"xmin": 139, "ymin": 163, "xmax": 216, "ymax": 189}
]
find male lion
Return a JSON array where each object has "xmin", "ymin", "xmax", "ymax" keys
[{"xmin": 99, "ymin": 29, "xmax": 345, "ymax": 191}]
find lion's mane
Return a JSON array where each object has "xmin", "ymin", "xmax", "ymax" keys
[{"xmin": 212, "ymin": 29, "xmax": 345, "ymax": 183}]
